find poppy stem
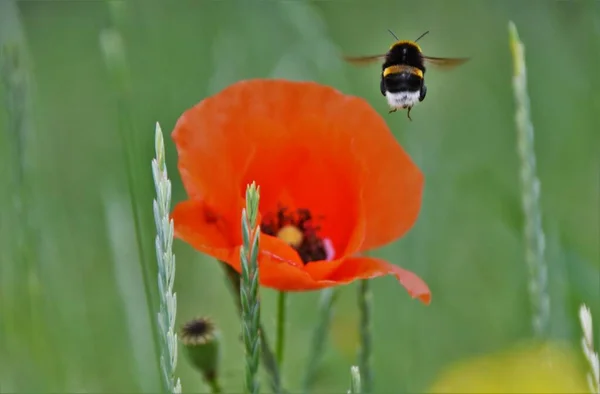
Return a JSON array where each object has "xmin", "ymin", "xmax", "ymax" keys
[
  {"xmin": 207, "ymin": 375, "xmax": 223, "ymax": 394},
  {"xmin": 357, "ymin": 280, "xmax": 373, "ymax": 394},
  {"xmin": 275, "ymin": 291, "xmax": 287, "ymax": 369}
]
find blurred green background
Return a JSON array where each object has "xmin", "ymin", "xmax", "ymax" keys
[{"xmin": 1, "ymin": 0, "xmax": 599, "ymax": 393}]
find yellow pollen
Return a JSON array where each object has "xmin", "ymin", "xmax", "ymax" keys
[{"xmin": 276, "ymin": 225, "xmax": 304, "ymax": 247}]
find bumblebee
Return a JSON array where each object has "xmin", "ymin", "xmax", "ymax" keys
[{"xmin": 344, "ymin": 30, "xmax": 469, "ymax": 120}]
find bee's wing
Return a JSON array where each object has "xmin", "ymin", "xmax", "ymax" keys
[
  {"xmin": 343, "ymin": 54, "xmax": 387, "ymax": 65},
  {"xmin": 423, "ymin": 56, "xmax": 469, "ymax": 69}
]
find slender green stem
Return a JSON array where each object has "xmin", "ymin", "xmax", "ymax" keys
[
  {"xmin": 301, "ymin": 288, "xmax": 338, "ymax": 394},
  {"xmin": 222, "ymin": 263, "xmax": 284, "ymax": 394},
  {"xmin": 0, "ymin": 17, "xmax": 46, "ymax": 387},
  {"xmin": 0, "ymin": 39, "xmax": 35, "ymax": 343},
  {"xmin": 275, "ymin": 291, "xmax": 287, "ymax": 368},
  {"xmin": 357, "ymin": 280, "xmax": 373, "ymax": 394}
]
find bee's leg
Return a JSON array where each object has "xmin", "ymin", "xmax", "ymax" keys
[
  {"xmin": 388, "ymin": 108, "xmax": 397, "ymax": 114},
  {"xmin": 406, "ymin": 107, "xmax": 413, "ymax": 121},
  {"xmin": 419, "ymin": 84, "xmax": 427, "ymax": 102}
]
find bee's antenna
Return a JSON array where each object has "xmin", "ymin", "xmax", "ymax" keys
[
  {"xmin": 415, "ymin": 30, "xmax": 430, "ymax": 42},
  {"xmin": 387, "ymin": 29, "xmax": 400, "ymax": 41}
]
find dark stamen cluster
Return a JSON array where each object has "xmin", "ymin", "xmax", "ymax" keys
[
  {"xmin": 181, "ymin": 317, "xmax": 214, "ymax": 340},
  {"xmin": 262, "ymin": 206, "xmax": 328, "ymax": 265},
  {"xmin": 183, "ymin": 318, "xmax": 212, "ymax": 336}
]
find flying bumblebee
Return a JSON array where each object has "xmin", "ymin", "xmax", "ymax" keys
[{"xmin": 343, "ymin": 30, "xmax": 469, "ymax": 120}]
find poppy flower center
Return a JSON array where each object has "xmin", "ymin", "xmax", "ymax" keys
[{"xmin": 261, "ymin": 207, "xmax": 335, "ymax": 265}]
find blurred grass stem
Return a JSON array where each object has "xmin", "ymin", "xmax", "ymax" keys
[
  {"xmin": 1, "ymin": 41, "xmax": 35, "ymax": 343},
  {"xmin": 579, "ymin": 304, "xmax": 600, "ymax": 394},
  {"xmin": 301, "ymin": 288, "xmax": 338, "ymax": 393},
  {"xmin": 508, "ymin": 21, "xmax": 550, "ymax": 339},
  {"xmin": 275, "ymin": 292, "xmax": 287, "ymax": 369},
  {"xmin": 0, "ymin": 5, "xmax": 48, "ymax": 387},
  {"xmin": 348, "ymin": 365, "xmax": 362, "ymax": 394},
  {"xmin": 99, "ymin": 27, "xmax": 161, "ymax": 377}
]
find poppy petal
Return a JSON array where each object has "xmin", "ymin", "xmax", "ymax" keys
[
  {"xmin": 239, "ymin": 137, "xmax": 360, "ymax": 260},
  {"xmin": 173, "ymin": 80, "xmax": 369, "ymax": 258},
  {"xmin": 172, "ymin": 110, "xmax": 242, "ymax": 214},
  {"xmin": 339, "ymin": 105, "xmax": 424, "ymax": 251},
  {"xmin": 222, "ymin": 81, "xmax": 365, "ymax": 256},
  {"xmin": 223, "ymin": 234, "xmax": 338, "ymax": 291},
  {"xmin": 172, "ymin": 199, "xmax": 234, "ymax": 261},
  {"xmin": 327, "ymin": 256, "xmax": 431, "ymax": 304},
  {"xmin": 303, "ymin": 208, "xmax": 366, "ymax": 280},
  {"xmin": 171, "ymin": 79, "xmax": 427, "ymax": 297}
]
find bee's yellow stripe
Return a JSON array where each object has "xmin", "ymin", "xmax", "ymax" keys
[
  {"xmin": 389, "ymin": 40, "xmax": 422, "ymax": 53},
  {"xmin": 383, "ymin": 65, "xmax": 423, "ymax": 78}
]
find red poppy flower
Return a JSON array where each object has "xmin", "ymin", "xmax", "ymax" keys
[{"xmin": 171, "ymin": 79, "xmax": 430, "ymax": 304}]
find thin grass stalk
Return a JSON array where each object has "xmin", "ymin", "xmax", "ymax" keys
[
  {"xmin": 152, "ymin": 122, "xmax": 182, "ymax": 394},
  {"xmin": 99, "ymin": 26, "xmax": 161, "ymax": 378},
  {"xmin": 0, "ymin": 41, "xmax": 35, "ymax": 343},
  {"xmin": 357, "ymin": 280, "xmax": 373, "ymax": 394},
  {"xmin": 0, "ymin": 5, "xmax": 51, "ymax": 387},
  {"xmin": 0, "ymin": 7, "xmax": 36, "ymax": 325},
  {"xmin": 348, "ymin": 366, "xmax": 362, "ymax": 394},
  {"xmin": 579, "ymin": 304, "xmax": 600, "ymax": 394},
  {"xmin": 221, "ymin": 264, "xmax": 283, "ymax": 394},
  {"xmin": 241, "ymin": 182, "xmax": 261, "ymax": 394},
  {"xmin": 301, "ymin": 288, "xmax": 338, "ymax": 394},
  {"xmin": 508, "ymin": 21, "xmax": 550, "ymax": 339}
]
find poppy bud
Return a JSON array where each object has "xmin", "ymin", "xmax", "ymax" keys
[{"xmin": 180, "ymin": 317, "xmax": 221, "ymax": 386}]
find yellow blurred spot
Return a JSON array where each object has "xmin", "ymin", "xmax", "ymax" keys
[
  {"xmin": 277, "ymin": 225, "xmax": 303, "ymax": 247},
  {"xmin": 429, "ymin": 341, "xmax": 588, "ymax": 393}
]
